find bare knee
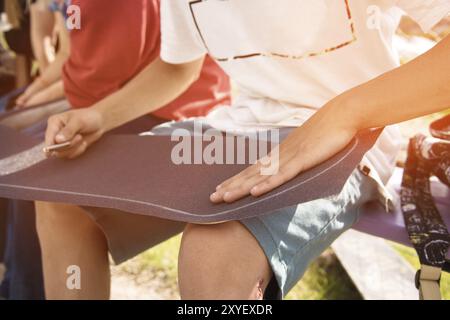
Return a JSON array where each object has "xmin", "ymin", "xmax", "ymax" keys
[
  {"xmin": 180, "ymin": 222, "xmax": 252, "ymax": 263},
  {"xmin": 35, "ymin": 201, "xmax": 101, "ymax": 241},
  {"xmin": 179, "ymin": 222, "xmax": 272, "ymax": 300}
]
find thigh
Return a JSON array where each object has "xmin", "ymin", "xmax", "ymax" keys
[
  {"xmin": 37, "ymin": 202, "xmax": 186, "ymax": 265},
  {"xmin": 84, "ymin": 207, "xmax": 186, "ymax": 265}
]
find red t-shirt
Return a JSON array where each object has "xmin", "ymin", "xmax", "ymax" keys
[{"xmin": 62, "ymin": 0, "xmax": 230, "ymax": 120}]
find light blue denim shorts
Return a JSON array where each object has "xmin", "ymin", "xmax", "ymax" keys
[
  {"xmin": 149, "ymin": 119, "xmax": 380, "ymax": 297},
  {"xmin": 241, "ymin": 167, "xmax": 378, "ymax": 296}
]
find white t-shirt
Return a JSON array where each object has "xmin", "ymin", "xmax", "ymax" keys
[{"xmin": 160, "ymin": 0, "xmax": 450, "ymax": 182}]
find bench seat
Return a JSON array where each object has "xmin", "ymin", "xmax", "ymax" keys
[{"xmin": 354, "ymin": 168, "xmax": 450, "ymax": 254}]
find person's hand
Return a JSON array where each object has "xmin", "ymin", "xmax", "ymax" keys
[
  {"xmin": 19, "ymin": 88, "xmax": 52, "ymax": 108},
  {"xmin": 45, "ymin": 108, "xmax": 105, "ymax": 159},
  {"xmin": 16, "ymin": 78, "xmax": 47, "ymax": 108},
  {"xmin": 210, "ymin": 104, "xmax": 358, "ymax": 203},
  {"xmin": 18, "ymin": 81, "xmax": 65, "ymax": 108}
]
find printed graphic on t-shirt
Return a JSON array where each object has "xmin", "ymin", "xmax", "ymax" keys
[{"xmin": 189, "ymin": 0, "xmax": 357, "ymax": 61}]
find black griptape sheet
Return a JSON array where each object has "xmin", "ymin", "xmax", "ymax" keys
[{"xmin": 0, "ymin": 126, "xmax": 381, "ymax": 223}]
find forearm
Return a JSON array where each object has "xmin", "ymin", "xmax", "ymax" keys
[
  {"xmin": 34, "ymin": 80, "xmax": 65, "ymax": 104},
  {"xmin": 37, "ymin": 12, "xmax": 70, "ymax": 87},
  {"xmin": 38, "ymin": 52, "xmax": 66, "ymax": 85},
  {"xmin": 19, "ymin": 80, "xmax": 65, "ymax": 107},
  {"xmin": 93, "ymin": 57, "xmax": 204, "ymax": 132},
  {"xmin": 335, "ymin": 35, "xmax": 450, "ymax": 131},
  {"xmin": 30, "ymin": 1, "xmax": 55, "ymax": 71}
]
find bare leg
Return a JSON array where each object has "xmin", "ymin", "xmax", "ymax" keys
[
  {"xmin": 35, "ymin": 201, "xmax": 110, "ymax": 300},
  {"xmin": 178, "ymin": 221, "xmax": 273, "ymax": 300}
]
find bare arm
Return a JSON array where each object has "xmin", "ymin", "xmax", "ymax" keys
[
  {"xmin": 30, "ymin": 0, "xmax": 55, "ymax": 72},
  {"xmin": 338, "ymin": 35, "xmax": 450, "ymax": 131},
  {"xmin": 22, "ymin": 80, "xmax": 65, "ymax": 107},
  {"xmin": 212, "ymin": 35, "xmax": 450, "ymax": 203},
  {"xmin": 93, "ymin": 57, "xmax": 204, "ymax": 132},
  {"xmin": 17, "ymin": 11, "xmax": 70, "ymax": 107},
  {"xmin": 40, "ymin": 12, "xmax": 70, "ymax": 84},
  {"xmin": 45, "ymin": 57, "xmax": 204, "ymax": 158}
]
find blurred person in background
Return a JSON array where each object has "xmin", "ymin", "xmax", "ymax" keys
[
  {"xmin": 0, "ymin": 0, "xmax": 58, "ymax": 301},
  {"xmin": 0, "ymin": 0, "xmax": 61, "ymax": 109},
  {"xmin": 1, "ymin": 0, "xmax": 34, "ymax": 88},
  {"xmin": 15, "ymin": 0, "xmax": 69, "ymax": 108}
]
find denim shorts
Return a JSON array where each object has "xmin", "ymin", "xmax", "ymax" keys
[
  {"xmin": 242, "ymin": 168, "xmax": 378, "ymax": 296},
  {"xmin": 148, "ymin": 119, "xmax": 380, "ymax": 297}
]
